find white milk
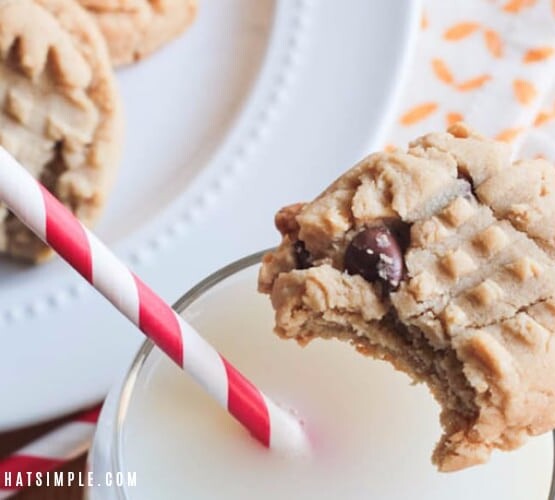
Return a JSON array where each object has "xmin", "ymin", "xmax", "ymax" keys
[{"xmin": 121, "ymin": 265, "xmax": 553, "ymax": 499}]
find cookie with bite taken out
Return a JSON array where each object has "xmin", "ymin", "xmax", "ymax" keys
[{"xmin": 259, "ymin": 123, "xmax": 555, "ymax": 471}]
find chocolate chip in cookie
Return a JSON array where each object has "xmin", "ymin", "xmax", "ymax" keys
[
  {"xmin": 344, "ymin": 224, "xmax": 405, "ymax": 289},
  {"xmin": 293, "ymin": 240, "xmax": 313, "ymax": 270}
]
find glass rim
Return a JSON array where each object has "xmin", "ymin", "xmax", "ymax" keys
[
  {"xmin": 108, "ymin": 249, "xmax": 555, "ymax": 500},
  {"xmin": 110, "ymin": 249, "xmax": 268, "ymax": 499}
]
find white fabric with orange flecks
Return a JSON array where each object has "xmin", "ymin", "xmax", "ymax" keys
[{"xmin": 387, "ymin": 0, "xmax": 555, "ymax": 161}]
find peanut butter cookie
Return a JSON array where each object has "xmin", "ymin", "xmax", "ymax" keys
[
  {"xmin": 259, "ymin": 123, "xmax": 555, "ymax": 471},
  {"xmin": 0, "ymin": 0, "xmax": 122, "ymax": 261},
  {"xmin": 78, "ymin": 0, "xmax": 197, "ymax": 66}
]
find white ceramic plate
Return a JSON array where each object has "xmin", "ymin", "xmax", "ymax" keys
[{"xmin": 0, "ymin": 0, "xmax": 419, "ymax": 430}]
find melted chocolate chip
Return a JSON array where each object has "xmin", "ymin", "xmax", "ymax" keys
[
  {"xmin": 293, "ymin": 240, "xmax": 313, "ymax": 269},
  {"xmin": 344, "ymin": 224, "xmax": 404, "ymax": 289}
]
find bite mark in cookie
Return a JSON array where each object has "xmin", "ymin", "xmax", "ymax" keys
[{"xmin": 259, "ymin": 123, "xmax": 555, "ymax": 471}]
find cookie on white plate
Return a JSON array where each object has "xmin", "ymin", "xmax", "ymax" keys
[
  {"xmin": 78, "ymin": 0, "xmax": 197, "ymax": 66},
  {"xmin": 0, "ymin": 0, "xmax": 122, "ymax": 262}
]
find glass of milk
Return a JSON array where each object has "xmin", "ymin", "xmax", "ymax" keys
[{"xmin": 87, "ymin": 251, "xmax": 555, "ymax": 500}]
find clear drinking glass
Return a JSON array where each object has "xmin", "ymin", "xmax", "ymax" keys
[{"xmin": 87, "ymin": 251, "xmax": 555, "ymax": 500}]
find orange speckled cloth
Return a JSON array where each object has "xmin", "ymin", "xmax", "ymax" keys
[{"xmin": 388, "ymin": 0, "xmax": 555, "ymax": 160}]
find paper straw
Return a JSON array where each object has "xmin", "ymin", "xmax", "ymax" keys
[
  {"xmin": 0, "ymin": 148, "xmax": 306, "ymax": 455},
  {"xmin": 0, "ymin": 404, "xmax": 101, "ymax": 498}
]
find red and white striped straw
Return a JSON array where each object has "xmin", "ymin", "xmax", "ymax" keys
[
  {"xmin": 0, "ymin": 148, "xmax": 307, "ymax": 455},
  {"xmin": 0, "ymin": 404, "xmax": 101, "ymax": 498}
]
